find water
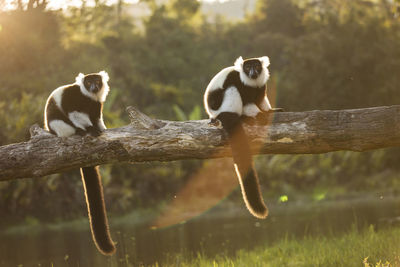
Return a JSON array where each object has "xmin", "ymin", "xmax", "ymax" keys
[{"xmin": 1, "ymin": 196, "xmax": 399, "ymax": 266}]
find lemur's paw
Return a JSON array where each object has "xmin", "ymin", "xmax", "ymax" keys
[
  {"xmin": 75, "ymin": 129, "xmax": 87, "ymax": 136},
  {"xmin": 208, "ymin": 118, "xmax": 221, "ymax": 127},
  {"xmin": 88, "ymin": 128, "xmax": 102, "ymax": 137}
]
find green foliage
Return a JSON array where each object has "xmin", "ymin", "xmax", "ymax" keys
[
  {"xmin": 0, "ymin": 93, "xmax": 45, "ymax": 145},
  {"xmin": 173, "ymin": 104, "xmax": 202, "ymax": 121},
  {"xmin": 256, "ymin": 149, "xmax": 400, "ymax": 201}
]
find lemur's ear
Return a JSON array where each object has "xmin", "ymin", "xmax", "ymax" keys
[
  {"xmin": 259, "ymin": 56, "xmax": 270, "ymax": 67},
  {"xmin": 75, "ymin": 73, "xmax": 85, "ymax": 84},
  {"xmin": 99, "ymin": 71, "xmax": 109, "ymax": 83},
  {"xmin": 234, "ymin": 56, "xmax": 244, "ymax": 67},
  {"xmin": 234, "ymin": 56, "xmax": 244, "ymax": 71}
]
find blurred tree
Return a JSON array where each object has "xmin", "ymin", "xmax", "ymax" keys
[
  {"xmin": 62, "ymin": 0, "xmax": 118, "ymax": 45},
  {"xmin": 253, "ymin": 0, "xmax": 304, "ymax": 37},
  {"xmin": 169, "ymin": 0, "xmax": 200, "ymax": 20}
]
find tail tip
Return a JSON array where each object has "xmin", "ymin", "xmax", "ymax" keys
[
  {"xmin": 249, "ymin": 205, "xmax": 269, "ymax": 219},
  {"xmin": 97, "ymin": 242, "xmax": 117, "ymax": 256}
]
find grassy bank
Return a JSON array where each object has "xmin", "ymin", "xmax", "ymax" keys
[
  {"xmin": 3, "ymin": 198, "xmax": 400, "ymax": 267},
  {"xmin": 156, "ymin": 225, "xmax": 400, "ymax": 267}
]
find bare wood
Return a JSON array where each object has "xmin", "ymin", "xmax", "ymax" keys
[{"xmin": 1, "ymin": 105, "xmax": 400, "ymax": 181}]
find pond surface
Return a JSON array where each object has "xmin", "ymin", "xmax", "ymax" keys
[{"xmin": 1, "ymin": 195, "xmax": 400, "ymax": 266}]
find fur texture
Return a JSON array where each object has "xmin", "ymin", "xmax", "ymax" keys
[
  {"xmin": 44, "ymin": 71, "xmax": 116, "ymax": 255},
  {"xmin": 81, "ymin": 167, "xmax": 116, "ymax": 255}
]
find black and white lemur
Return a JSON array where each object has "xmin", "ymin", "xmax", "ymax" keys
[
  {"xmin": 204, "ymin": 56, "xmax": 282, "ymax": 219},
  {"xmin": 44, "ymin": 71, "xmax": 116, "ymax": 255}
]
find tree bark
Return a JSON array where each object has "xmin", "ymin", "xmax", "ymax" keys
[{"xmin": 1, "ymin": 105, "xmax": 400, "ymax": 181}]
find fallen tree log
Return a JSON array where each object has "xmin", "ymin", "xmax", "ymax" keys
[{"xmin": 1, "ymin": 105, "xmax": 400, "ymax": 181}]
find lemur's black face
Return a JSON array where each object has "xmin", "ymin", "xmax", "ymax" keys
[
  {"xmin": 243, "ymin": 59, "xmax": 262, "ymax": 79},
  {"xmin": 84, "ymin": 74, "xmax": 103, "ymax": 94}
]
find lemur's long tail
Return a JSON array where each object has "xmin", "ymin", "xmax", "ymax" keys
[
  {"xmin": 81, "ymin": 166, "xmax": 116, "ymax": 255},
  {"xmin": 216, "ymin": 112, "xmax": 268, "ymax": 219}
]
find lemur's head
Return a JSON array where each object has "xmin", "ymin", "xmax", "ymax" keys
[
  {"xmin": 76, "ymin": 71, "xmax": 110, "ymax": 102},
  {"xmin": 234, "ymin": 56, "xmax": 270, "ymax": 87}
]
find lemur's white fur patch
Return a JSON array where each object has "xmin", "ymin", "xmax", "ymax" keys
[
  {"xmin": 206, "ymin": 86, "xmax": 243, "ymax": 119},
  {"xmin": 75, "ymin": 71, "xmax": 110, "ymax": 103},
  {"xmin": 204, "ymin": 66, "xmax": 236, "ymax": 118},
  {"xmin": 219, "ymin": 87, "xmax": 243, "ymax": 115},
  {"xmin": 47, "ymin": 85, "xmax": 67, "ymax": 109},
  {"xmin": 259, "ymin": 96, "xmax": 272, "ymax": 111},
  {"xmin": 259, "ymin": 56, "xmax": 270, "ymax": 68},
  {"xmin": 69, "ymin": 111, "xmax": 93, "ymax": 130},
  {"xmin": 205, "ymin": 67, "xmax": 235, "ymax": 93},
  {"xmin": 44, "ymin": 85, "xmax": 69, "ymax": 131},
  {"xmin": 98, "ymin": 113, "xmax": 107, "ymax": 130},
  {"xmin": 49, "ymin": 120, "xmax": 76, "ymax": 137},
  {"xmin": 75, "ymin": 73, "xmax": 85, "ymax": 86},
  {"xmin": 99, "ymin": 70, "xmax": 109, "ymax": 83},
  {"xmin": 234, "ymin": 56, "xmax": 244, "ymax": 71},
  {"xmin": 98, "ymin": 70, "xmax": 110, "ymax": 102},
  {"xmin": 243, "ymin": 103, "xmax": 261, "ymax": 117}
]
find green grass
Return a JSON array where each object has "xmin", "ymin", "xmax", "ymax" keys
[{"xmin": 154, "ymin": 225, "xmax": 400, "ymax": 267}]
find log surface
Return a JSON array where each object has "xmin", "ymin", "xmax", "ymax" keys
[{"xmin": 1, "ymin": 105, "xmax": 400, "ymax": 181}]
